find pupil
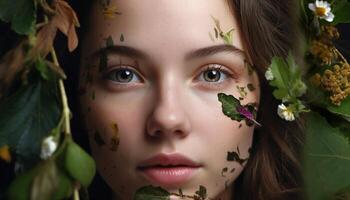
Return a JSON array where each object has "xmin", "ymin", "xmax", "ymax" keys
[
  {"xmin": 205, "ymin": 70, "xmax": 220, "ymax": 82},
  {"xmin": 117, "ymin": 70, "xmax": 133, "ymax": 82}
]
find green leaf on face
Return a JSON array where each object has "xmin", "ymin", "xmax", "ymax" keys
[
  {"xmin": 106, "ymin": 36, "xmax": 114, "ymax": 47},
  {"xmin": 247, "ymin": 83, "xmax": 255, "ymax": 92},
  {"xmin": 64, "ymin": 137, "xmax": 96, "ymax": 188},
  {"xmin": 304, "ymin": 112, "xmax": 350, "ymax": 200},
  {"xmin": 0, "ymin": 75, "xmax": 60, "ymax": 169},
  {"xmin": 195, "ymin": 185, "xmax": 207, "ymax": 200},
  {"xmin": 133, "ymin": 185, "xmax": 170, "ymax": 200},
  {"xmin": 94, "ymin": 131, "xmax": 106, "ymax": 146},
  {"xmin": 99, "ymin": 50, "xmax": 108, "ymax": 72},
  {"xmin": 0, "ymin": 0, "xmax": 36, "ymax": 34},
  {"xmin": 332, "ymin": 0, "xmax": 350, "ymax": 25},
  {"xmin": 217, "ymin": 93, "xmax": 244, "ymax": 122},
  {"xmin": 227, "ymin": 151, "xmax": 248, "ymax": 165},
  {"xmin": 120, "ymin": 34, "xmax": 125, "ymax": 42}
]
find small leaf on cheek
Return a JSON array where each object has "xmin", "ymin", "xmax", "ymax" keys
[
  {"xmin": 247, "ymin": 83, "xmax": 256, "ymax": 92},
  {"xmin": 221, "ymin": 167, "xmax": 228, "ymax": 177},
  {"xmin": 195, "ymin": 185, "xmax": 207, "ymax": 200},
  {"xmin": 120, "ymin": 34, "xmax": 125, "ymax": 42},
  {"xmin": 105, "ymin": 36, "xmax": 114, "ymax": 47},
  {"xmin": 94, "ymin": 131, "xmax": 105, "ymax": 147},
  {"xmin": 227, "ymin": 151, "xmax": 248, "ymax": 166},
  {"xmin": 110, "ymin": 123, "xmax": 120, "ymax": 151},
  {"xmin": 245, "ymin": 60, "xmax": 255, "ymax": 76}
]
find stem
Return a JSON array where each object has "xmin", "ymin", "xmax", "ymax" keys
[
  {"xmin": 334, "ymin": 48, "xmax": 348, "ymax": 63},
  {"xmin": 59, "ymin": 79, "xmax": 71, "ymax": 135},
  {"xmin": 50, "ymin": 47, "xmax": 71, "ymax": 135},
  {"xmin": 73, "ymin": 188, "xmax": 80, "ymax": 200}
]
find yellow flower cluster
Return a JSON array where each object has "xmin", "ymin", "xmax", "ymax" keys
[
  {"xmin": 312, "ymin": 62, "xmax": 350, "ymax": 105},
  {"xmin": 309, "ymin": 25, "xmax": 340, "ymax": 65},
  {"xmin": 309, "ymin": 40, "xmax": 337, "ymax": 65}
]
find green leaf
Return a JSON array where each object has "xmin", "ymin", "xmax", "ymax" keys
[
  {"xmin": 120, "ymin": 34, "xmax": 125, "ymax": 42},
  {"xmin": 35, "ymin": 57, "xmax": 51, "ymax": 80},
  {"xmin": 7, "ymin": 166, "xmax": 37, "ymax": 200},
  {"xmin": 0, "ymin": 0, "xmax": 36, "ymax": 34},
  {"xmin": 304, "ymin": 112, "xmax": 350, "ymax": 200},
  {"xmin": 217, "ymin": 93, "xmax": 244, "ymax": 121},
  {"xmin": 332, "ymin": 0, "xmax": 350, "ymax": 25},
  {"xmin": 64, "ymin": 138, "xmax": 96, "ymax": 188},
  {"xmin": 327, "ymin": 96, "xmax": 350, "ymax": 118},
  {"xmin": 227, "ymin": 151, "xmax": 248, "ymax": 165},
  {"xmin": 106, "ymin": 36, "xmax": 114, "ymax": 47},
  {"xmin": 268, "ymin": 54, "xmax": 306, "ymax": 102},
  {"xmin": 0, "ymin": 75, "xmax": 60, "ymax": 168},
  {"xmin": 133, "ymin": 186, "xmax": 170, "ymax": 200},
  {"xmin": 195, "ymin": 185, "xmax": 207, "ymax": 199},
  {"xmin": 53, "ymin": 169, "xmax": 73, "ymax": 200}
]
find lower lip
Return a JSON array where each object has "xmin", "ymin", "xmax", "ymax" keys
[{"xmin": 138, "ymin": 166, "xmax": 199, "ymax": 187}]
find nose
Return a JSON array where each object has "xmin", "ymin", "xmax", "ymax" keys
[{"xmin": 146, "ymin": 76, "xmax": 191, "ymax": 139}]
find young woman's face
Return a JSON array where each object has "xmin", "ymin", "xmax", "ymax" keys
[{"xmin": 79, "ymin": 0, "xmax": 260, "ymax": 199}]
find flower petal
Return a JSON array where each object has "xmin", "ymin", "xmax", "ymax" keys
[
  {"xmin": 308, "ymin": 3, "xmax": 316, "ymax": 11},
  {"xmin": 325, "ymin": 12, "xmax": 335, "ymax": 22}
]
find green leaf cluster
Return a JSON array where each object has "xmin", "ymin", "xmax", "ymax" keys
[
  {"xmin": 267, "ymin": 54, "xmax": 308, "ymax": 115},
  {"xmin": 7, "ymin": 136, "xmax": 96, "ymax": 200}
]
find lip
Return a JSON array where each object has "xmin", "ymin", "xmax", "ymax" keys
[{"xmin": 137, "ymin": 153, "xmax": 202, "ymax": 187}]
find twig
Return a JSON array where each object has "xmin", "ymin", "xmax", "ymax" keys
[{"xmin": 50, "ymin": 47, "xmax": 71, "ymax": 135}]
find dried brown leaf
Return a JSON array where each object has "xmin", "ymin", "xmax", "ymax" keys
[
  {"xmin": 32, "ymin": 23, "xmax": 57, "ymax": 58},
  {"xmin": 52, "ymin": 0, "xmax": 80, "ymax": 52},
  {"xmin": 0, "ymin": 42, "xmax": 26, "ymax": 97}
]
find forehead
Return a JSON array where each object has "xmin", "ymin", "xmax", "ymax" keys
[{"xmin": 84, "ymin": 0, "xmax": 243, "ymax": 59}]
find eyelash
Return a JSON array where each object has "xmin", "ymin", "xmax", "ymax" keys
[
  {"xmin": 103, "ymin": 64, "xmax": 235, "ymax": 89},
  {"xmin": 194, "ymin": 64, "xmax": 235, "ymax": 89}
]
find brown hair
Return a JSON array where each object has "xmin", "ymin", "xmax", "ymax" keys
[{"xmin": 228, "ymin": 0, "xmax": 305, "ymax": 199}]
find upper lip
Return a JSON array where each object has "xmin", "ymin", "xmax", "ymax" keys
[{"xmin": 137, "ymin": 153, "xmax": 201, "ymax": 168}]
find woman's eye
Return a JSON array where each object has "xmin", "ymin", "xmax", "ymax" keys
[
  {"xmin": 106, "ymin": 68, "xmax": 141, "ymax": 83},
  {"xmin": 199, "ymin": 65, "xmax": 230, "ymax": 83}
]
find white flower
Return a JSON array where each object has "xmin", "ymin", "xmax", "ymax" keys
[
  {"xmin": 40, "ymin": 136, "xmax": 58, "ymax": 160},
  {"xmin": 308, "ymin": 0, "xmax": 334, "ymax": 22},
  {"xmin": 277, "ymin": 104, "xmax": 295, "ymax": 121},
  {"xmin": 265, "ymin": 67, "xmax": 274, "ymax": 81}
]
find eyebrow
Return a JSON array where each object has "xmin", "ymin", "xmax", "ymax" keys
[
  {"xmin": 185, "ymin": 44, "xmax": 245, "ymax": 60},
  {"xmin": 90, "ymin": 45, "xmax": 149, "ymax": 60},
  {"xmin": 90, "ymin": 44, "xmax": 245, "ymax": 60}
]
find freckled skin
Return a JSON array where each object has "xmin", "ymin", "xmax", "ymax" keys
[{"xmin": 79, "ymin": 0, "xmax": 260, "ymax": 199}]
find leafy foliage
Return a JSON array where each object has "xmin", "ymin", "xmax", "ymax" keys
[
  {"xmin": 304, "ymin": 112, "xmax": 350, "ymax": 200},
  {"xmin": 0, "ymin": 75, "xmax": 60, "ymax": 168},
  {"xmin": 0, "ymin": 0, "xmax": 36, "ymax": 34},
  {"xmin": 332, "ymin": 0, "xmax": 350, "ymax": 25}
]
